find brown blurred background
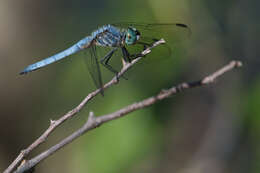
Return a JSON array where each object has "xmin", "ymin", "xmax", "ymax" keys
[{"xmin": 0, "ymin": 0, "xmax": 259, "ymax": 173}]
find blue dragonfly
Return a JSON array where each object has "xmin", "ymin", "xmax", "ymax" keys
[{"xmin": 20, "ymin": 23, "xmax": 190, "ymax": 95}]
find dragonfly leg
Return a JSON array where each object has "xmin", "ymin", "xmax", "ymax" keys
[
  {"xmin": 138, "ymin": 41, "xmax": 152, "ymax": 50},
  {"xmin": 121, "ymin": 47, "xmax": 132, "ymax": 63},
  {"xmin": 100, "ymin": 48, "xmax": 128, "ymax": 80},
  {"xmin": 127, "ymin": 41, "xmax": 153, "ymax": 60},
  {"xmin": 129, "ymin": 53, "xmax": 143, "ymax": 60},
  {"xmin": 121, "ymin": 46, "xmax": 144, "ymax": 61},
  {"xmin": 100, "ymin": 48, "xmax": 118, "ymax": 74}
]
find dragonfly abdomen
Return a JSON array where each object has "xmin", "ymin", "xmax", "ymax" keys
[
  {"xmin": 20, "ymin": 38, "xmax": 92, "ymax": 74},
  {"xmin": 19, "ymin": 25, "xmax": 123, "ymax": 75}
]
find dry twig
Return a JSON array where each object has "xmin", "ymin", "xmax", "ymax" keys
[
  {"xmin": 3, "ymin": 39, "xmax": 165, "ymax": 173},
  {"xmin": 3, "ymin": 38, "xmax": 242, "ymax": 173}
]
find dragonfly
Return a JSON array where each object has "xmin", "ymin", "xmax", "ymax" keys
[{"xmin": 20, "ymin": 23, "xmax": 190, "ymax": 95}]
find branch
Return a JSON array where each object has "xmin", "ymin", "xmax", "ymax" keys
[
  {"xmin": 12, "ymin": 60, "xmax": 242, "ymax": 173},
  {"xmin": 3, "ymin": 39, "xmax": 165, "ymax": 173}
]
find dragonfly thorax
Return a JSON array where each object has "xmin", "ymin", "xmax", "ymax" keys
[{"xmin": 124, "ymin": 27, "xmax": 140, "ymax": 45}]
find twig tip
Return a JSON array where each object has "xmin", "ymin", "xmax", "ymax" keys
[
  {"xmin": 89, "ymin": 111, "xmax": 95, "ymax": 118},
  {"xmin": 86, "ymin": 111, "xmax": 96, "ymax": 127},
  {"xmin": 50, "ymin": 119, "xmax": 56, "ymax": 125},
  {"xmin": 88, "ymin": 111, "xmax": 96, "ymax": 121},
  {"xmin": 236, "ymin": 61, "xmax": 243, "ymax": 67},
  {"xmin": 121, "ymin": 58, "xmax": 128, "ymax": 68},
  {"xmin": 231, "ymin": 60, "xmax": 243, "ymax": 68}
]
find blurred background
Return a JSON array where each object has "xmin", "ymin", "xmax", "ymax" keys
[{"xmin": 0, "ymin": 0, "xmax": 259, "ymax": 172}]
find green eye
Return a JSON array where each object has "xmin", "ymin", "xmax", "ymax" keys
[{"xmin": 125, "ymin": 27, "xmax": 140, "ymax": 45}]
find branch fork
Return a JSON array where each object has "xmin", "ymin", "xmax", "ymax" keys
[{"xmin": 3, "ymin": 38, "xmax": 242, "ymax": 173}]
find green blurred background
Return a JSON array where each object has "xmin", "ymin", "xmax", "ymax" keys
[{"xmin": 0, "ymin": 0, "xmax": 259, "ymax": 172}]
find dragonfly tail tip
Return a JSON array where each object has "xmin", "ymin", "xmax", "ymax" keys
[{"xmin": 19, "ymin": 69, "xmax": 29, "ymax": 75}]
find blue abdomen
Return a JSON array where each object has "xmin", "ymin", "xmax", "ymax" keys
[
  {"xmin": 20, "ymin": 37, "xmax": 92, "ymax": 74},
  {"xmin": 20, "ymin": 25, "xmax": 123, "ymax": 75}
]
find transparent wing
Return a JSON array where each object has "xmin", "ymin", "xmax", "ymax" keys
[
  {"xmin": 112, "ymin": 22, "xmax": 191, "ymax": 43},
  {"xmin": 84, "ymin": 45, "xmax": 104, "ymax": 95},
  {"xmin": 112, "ymin": 22, "xmax": 190, "ymax": 63}
]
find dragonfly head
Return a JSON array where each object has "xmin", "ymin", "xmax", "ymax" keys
[{"xmin": 124, "ymin": 27, "xmax": 140, "ymax": 45}]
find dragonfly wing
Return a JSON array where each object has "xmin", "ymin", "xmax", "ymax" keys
[
  {"xmin": 112, "ymin": 22, "xmax": 191, "ymax": 41},
  {"xmin": 112, "ymin": 22, "xmax": 190, "ymax": 63},
  {"xmin": 84, "ymin": 45, "xmax": 104, "ymax": 95}
]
